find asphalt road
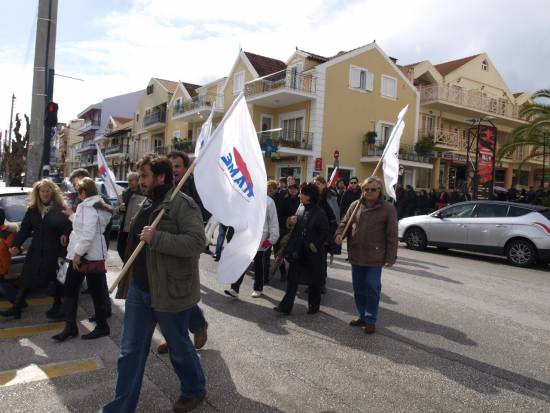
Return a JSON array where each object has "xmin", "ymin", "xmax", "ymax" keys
[{"xmin": 0, "ymin": 243, "xmax": 549, "ymax": 412}]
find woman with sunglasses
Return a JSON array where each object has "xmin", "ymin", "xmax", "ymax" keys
[{"xmin": 334, "ymin": 176, "xmax": 397, "ymax": 334}]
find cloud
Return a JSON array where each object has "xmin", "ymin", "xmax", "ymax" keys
[{"xmin": 1, "ymin": 0, "xmax": 549, "ymax": 133}]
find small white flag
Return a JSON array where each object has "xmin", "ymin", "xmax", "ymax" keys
[
  {"xmin": 194, "ymin": 108, "xmax": 214, "ymax": 158},
  {"xmin": 194, "ymin": 94, "xmax": 267, "ymax": 283},
  {"xmin": 382, "ymin": 105, "xmax": 408, "ymax": 200},
  {"xmin": 96, "ymin": 143, "xmax": 124, "ymax": 198}
]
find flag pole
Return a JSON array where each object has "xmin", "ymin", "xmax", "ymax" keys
[{"xmin": 108, "ymin": 159, "xmax": 198, "ymax": 293}]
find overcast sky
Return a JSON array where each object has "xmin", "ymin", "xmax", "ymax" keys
[{"xmin": 1, "ymin": 0, "xmax": 549, "ymax": 135}]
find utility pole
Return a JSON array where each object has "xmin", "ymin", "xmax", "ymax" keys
[
  {"xmin": 26, "ymin": 0, "xmax": 58, "ymax": 185},
  {"xmin": 8, "ymin": 94, "xmax": 15, "ymax": 145}
]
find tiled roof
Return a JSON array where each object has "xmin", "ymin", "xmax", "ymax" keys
[
  {"xmin": 155, "ymin": 78, "xmax": 179, "ymax": 93},
  {"xmin": 182, "ymin": 82, "xmax": 202, "ymax": 97},
  {"xmin": 244, "ymin": 51, "xmax": 287, "ymax": 77},
  {"xmin": 433, "ymin": 54, "xmax": 481, "ymax": 76},
  {"xmin": 297, "ymin": 49, "xmax": 329, "ymax": 63}
]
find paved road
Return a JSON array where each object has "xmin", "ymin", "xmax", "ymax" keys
[{"xmin": 1, "ymin": 243, "xmax": 549, "ymax": 412}]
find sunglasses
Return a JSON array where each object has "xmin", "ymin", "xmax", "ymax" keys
[
  {"xmin": 364, "ymin": 188, "xmax": 380, "ymax": 193},
  {"xmin": 350, "ymin": 181, "xmax": 358, "ymax": 185}
]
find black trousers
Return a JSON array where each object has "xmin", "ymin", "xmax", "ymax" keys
[
  {"xmin": 64, "ymin": 265, "xmax": 109, "ymax": 328},
  {"xmin": 278, "ymin": 277, "xmax": 321, "ymax": 314},
  {"xmin": 231, "ymin": 250, "xmax": 268, "ymax": 293},
  {"xmin": 117, "ymin": 231, "xmax": 129, "ymax": 262}
]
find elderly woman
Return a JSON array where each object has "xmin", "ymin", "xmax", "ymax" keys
[
  {"xmin": 53, "ymin": 177, "xmax": 113, "ymax": 341},
  {"xmin": 274, "ymin": 183, "xmax": 329, "ymax": 315},
  {"xmin": 0, "ymin": 179, "xmax": 71, "ymax": 320},
  {"xmin": 335, "ymin": 176, "xmax": 398, "ymax": 334}
]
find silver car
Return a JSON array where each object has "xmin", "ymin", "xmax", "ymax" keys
[{"xmin": 398, "ymin": 201, "xmax": 550, "ymax": 267}]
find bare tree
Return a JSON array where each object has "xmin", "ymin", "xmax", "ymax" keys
[{"xmin": 1, "ymin": 114, "xmax": 29, "ymax": 186}]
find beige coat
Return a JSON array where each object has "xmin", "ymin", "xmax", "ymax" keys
[{"xmin": 335, "ymin": 198, "xmax": 398, "ymax": 267}]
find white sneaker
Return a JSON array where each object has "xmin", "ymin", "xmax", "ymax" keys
[
  {"xmin": 224, "ymin": 289, "xmax": 239, "ymax": 298},
  {"xmin": 251, "ymin": 291, "xmax": 262, "ymax": 298}
]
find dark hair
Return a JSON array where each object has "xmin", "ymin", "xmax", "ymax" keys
[
  {"xmin": 288, "ymin": 183, "xmax": 299, "ymax": 190},
  {"xmin": 349, "ymin": 176, "xmax": 359, "ymax": 184},
  {"xmin": 76, "ymin": 177, "xmax": 99, "ymax": 197},
  {"xmin": 69, "ymin": 168, "xmax": 90, "ymax": 181},
  {"xmin": 300, "ymin": 182, "xmax": 320, "ymax": 204},
  {"xmin": 167, "ymin": 151, "xmax": 190, "ymax": 168},
  {"xmin": 136, "ymin": 154, "xmax": 173, "ymax": 186}
]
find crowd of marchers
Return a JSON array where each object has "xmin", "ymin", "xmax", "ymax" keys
[{"xmin": 0, "ymin": 154, "xmax": 398, "ymax": 412}]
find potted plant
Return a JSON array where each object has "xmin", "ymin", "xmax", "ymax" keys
[
  {"xmin": 414, "ymin": 135, "xmax": 435, "ymax": 156},
  {"xmin": 365, "ymin": 131, "xmax": 377, "ymax": 144}
]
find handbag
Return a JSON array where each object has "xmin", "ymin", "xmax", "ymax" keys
[
  {"xmin": 284, "ymin": 228, "xmax": 306, "ymax": 263},
  {"xmin": 78, "ymin": 215, "xmax": 106, "ymax": 274}
]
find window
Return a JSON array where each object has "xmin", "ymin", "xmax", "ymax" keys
[
  {"xmin": 153, "ymin": 138, "xmax": 164, "ymax": 154},
  {"xmin": 173, "ymin": 97, "xmax": 182, "ymax": 111},
  {"xmin": 508, "ymin": 206, "xmax": 532, "ymax": 217},
  {"xmin": 376, "ymin": 122, "xmax": 393, "ymax": 146},
  {"xmin": 381, "ymin": 75, "xmax": 397, "ymax": 99},
  {"xmin": 481, "ymin": 60, "xmax": 488, "ymax": 71},
  {"xmin": 472, "ymin": 203, "xmax": 509, "ymax": 218},
  {"xmin": 422, "ymin": 114, "xmax": 435, "ymax": 132},
  {"xmin": 440, "ymin": 203, "xmax": 475, "ymax": 218},
  {"xmin": 349, "ymin": 65, "xmax": 373, "ymax": 91},
  {"xmin": 146, "ymin": 84, "xmax": 154, "ymax": 95},
  {"xmin": 187, "ymin": 129, "xmax": 193, "ymax": 140},
  {"xmin": 281, "ymin": 117, "xmax": 304, "ymax": 143},
  {"xmin": 233, "ymin": 71, "xmax": 245, "ymax": 95}
]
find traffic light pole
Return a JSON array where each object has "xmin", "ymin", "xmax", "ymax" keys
[{"xmin": 26, "ymin": 0, "xmax": 58, "ymax": 186}]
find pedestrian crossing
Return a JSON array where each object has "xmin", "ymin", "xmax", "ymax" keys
[{"xmin": 0, "ymin": 297, "xmax": 107, "ymax": 391}]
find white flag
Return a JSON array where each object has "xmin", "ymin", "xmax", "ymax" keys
[
  {"xmin": 194, "ymin": 94, "xmax": 267, "ymax": 283},
  {"xmin": 194, "ymin": 108, "xmax": 214, "ymax": 158},
  {"xmin": 96, "ymin": 143, "xmax": 124, "ymax": 198},
  {"xmin": 382, "ymin": 105, "xmax": 408, "ymax": 200}
]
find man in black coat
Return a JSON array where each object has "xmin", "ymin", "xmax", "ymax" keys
[
  {"xmin": 116, "ymin": 172, "xmax": 144, "ymax": 262},
  {"xmin": 339, "ymin": 177, "xmax": 361, "ymax": 219}
]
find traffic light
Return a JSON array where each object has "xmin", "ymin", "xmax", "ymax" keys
[{"xmin": 45, "ymin": 101, "xmax": 58, "ymax": 127}]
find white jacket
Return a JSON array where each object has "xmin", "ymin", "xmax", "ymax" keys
[
  {"xmin": 67, "ymin": 195, "xmax": 112, "ymax": 261},
  {"xmin": 258, "ymin": 196, "xmax": 280, "ymax": 251}
]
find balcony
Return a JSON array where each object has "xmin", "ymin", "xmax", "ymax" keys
[
  {"xmin": 245, "ymin": 69, "xmax": 316, "ymax": 108},
  {"xmin": 77, "ymin": 140, "xmax": 96, "ymax": 153},
  {"xmin": 420, "ymin": 128, "xmax": 467, "ymax": 152},
  {"xmin": 361, "ymin": 143, "xmax": 432, "ymax": 165},
  {"xmin": 80, "ymin": 155, "xmax": 97, "ymax": 167},
  {"xmin": 105, "ymin": 144, "xmax": 123, "ymax": 156},
  {"xmin": 419, "ymin": 85, "xmax": 526, "ymax": 125},
  {"xmin": 143, "ymin": 108, "xmax": 166, "ymax": 129},
  {"xmin": 152, "ymin": 146, "xmax": 167, "ymax": 155},
  {"xmin": 76, "ymin": 121, "xmax": 100, "ymax": 135},
  {"xmin": 172, "ymin": 95, "xmax": 224, "ymax": 121},
  {"xmin": 257, "ymin": 129, "xmax": 313, "ymax": 156}
]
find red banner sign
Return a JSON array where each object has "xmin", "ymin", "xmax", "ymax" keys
[
  {"xmin": 477, "ymin": 126, "xmax": 495, "ymax": 186},
  {"xmin": 315, "ymin": 157, "xmax": 323, "ymax": 171}
]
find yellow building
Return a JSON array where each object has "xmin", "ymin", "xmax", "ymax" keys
[
  {"xmin": 401, "ymin": 53, "xmax": 535, "ymax": 190},
  {"xmin": 194, "ymin": 44, "xmax": 421, "ymax": 186},
  {"xmin": 131, "ymin": 78, "xmax": 178, "ymax": 163},
  {"xmin": 103, "ymin": 116, "xmax": 133, "ymax": 180},
  {"xmin": 63, "ymin": 119, "xmax": 84, "ymax": 176}
]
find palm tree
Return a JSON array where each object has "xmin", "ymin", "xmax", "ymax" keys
[{"xmin": 498, "ymin": 89, "xmax": 550, "ymax": 175}]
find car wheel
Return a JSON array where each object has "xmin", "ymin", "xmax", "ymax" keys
[
  {"xmin": 506, "ymin": 239, "xmax": 537, "ymax": 267},
  {"xmin": 405, "ymin": 227, "xmax": 427, "ymax": 250}
]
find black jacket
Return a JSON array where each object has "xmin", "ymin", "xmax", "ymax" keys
[
  {"xmin": 340, "ymin": 189, "xmax": 361, "ymax": 219},
  {"xmin": 14, "ymin": 205, "xmax": 72, "ymax": 289},
  {"xmin": 181, "ymin": 175, "xmax": 211, "ymax": 223},
  {"xmin": 288, "ymin": 203, "xmax": 329, "ymax": 286}
]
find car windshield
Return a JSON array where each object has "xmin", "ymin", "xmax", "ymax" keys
[{"xmin": 0, "ymin": 194, "xmax": 30, "ymax": 222}]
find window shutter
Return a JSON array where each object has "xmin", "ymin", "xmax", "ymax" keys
[
  {"xmin": 366, "ymin": 71, "xmax": 374, "ymax": 91},
  {"xmin": 349, "ymin": 66, "xmax": 361, "ymax": 88},
  {"xmin": 233, "ymin": 72, "xmax": 244, "ymax": 95}
]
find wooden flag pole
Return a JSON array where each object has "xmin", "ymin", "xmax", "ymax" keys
[{"xmin": 108, "ymin": 159, "xmax": 198, "ymax": 293}]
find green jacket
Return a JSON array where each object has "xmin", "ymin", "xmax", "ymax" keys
[{"xmin": 117, "ymin": 189, "xmax": 205, "ymax": 312}]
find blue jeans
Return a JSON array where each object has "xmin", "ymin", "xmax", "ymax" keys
[
  {"xmin": 102, "ymin": 283, "xmax": 205, "ymax": 413},
  {"xmin": 215, "ymin": 224, "xmax": 227, "ymax": 257},
  {"xmin": 188, "ymin": 305, "xmax": 207, "ymax": 334},
  {"xmin": 351, "ymin": 265, "xmax": 382, "ymax": 324}
]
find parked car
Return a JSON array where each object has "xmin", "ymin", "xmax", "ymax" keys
[
  {"xmin": 398, "ymin": 201, "xmax": 550, "ymax": 267},
  {"xmin": 0, "ymin": 187, "xmax": 33, "ymax": 279}
]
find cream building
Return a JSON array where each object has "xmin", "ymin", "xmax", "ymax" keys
[
  {"xmin": 401, "ymin": 53, "xmax": 535, "ymax": 190},
  {"xmin": 63, "ymin": 119, "xmax": 84, "ymax": 177}
]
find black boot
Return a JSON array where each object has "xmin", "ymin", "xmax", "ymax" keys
[
  {"xmin": 52, "ymin": 323, "xmax": 79, "ymax": 342},
  {"xmin": 81, "ymin": 324, "xmax": 110, "ymax": 340},
  {"xmin": 0, "ymin": 288, "xmax": 28, "ymax": 319}
]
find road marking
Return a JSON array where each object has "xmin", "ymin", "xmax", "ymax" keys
[
  {"xmin": 0, "ymin": 322, "xmax": 64, "ymax": 340},
  {"xmin": 0, "ymin": 357, "xmax": 104, "ymax": 387},
  {"xmin": 0, "ymin": 297, "xmax": 53, "ymax": 310}
]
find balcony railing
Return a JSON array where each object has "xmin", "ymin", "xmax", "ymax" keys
[
  {"xmin": 361, "ymin": 142, "xmax": 432, "ymax": 163},
  {"xmin": 78, "ymin": 140, "xmax": 96, "ymax": 152},
  {"xmin": 173, "ymin": 95, "xmax": 224, "ymax": 117},
  {"xmin": 76, "ymin": 121, "xmax": 100, "ymax": 135},
  {"xmin": 245, "ymin": 69, "xmax": 316, "ymax": 97},
  {"xmin": 257, "ymin": 129, "xmax": 313, "ymax": 151},
  {"xmin": 419, "ymin": 85, "xmax": 523, "ymax": 120},
  {"xmin": 143, "ymin": 110, "xmax": 166, "ymax": 127},
  {"xmin": 420, "ymin": 128, "xmax": 467, "ymax": 151},
  {"xmin": 105, "ymin": 144, "xmax": 122, "ymax": 155},
  {"xmin": 153, "ymin": 146, "xmax": 166, "ymax": 155}
]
